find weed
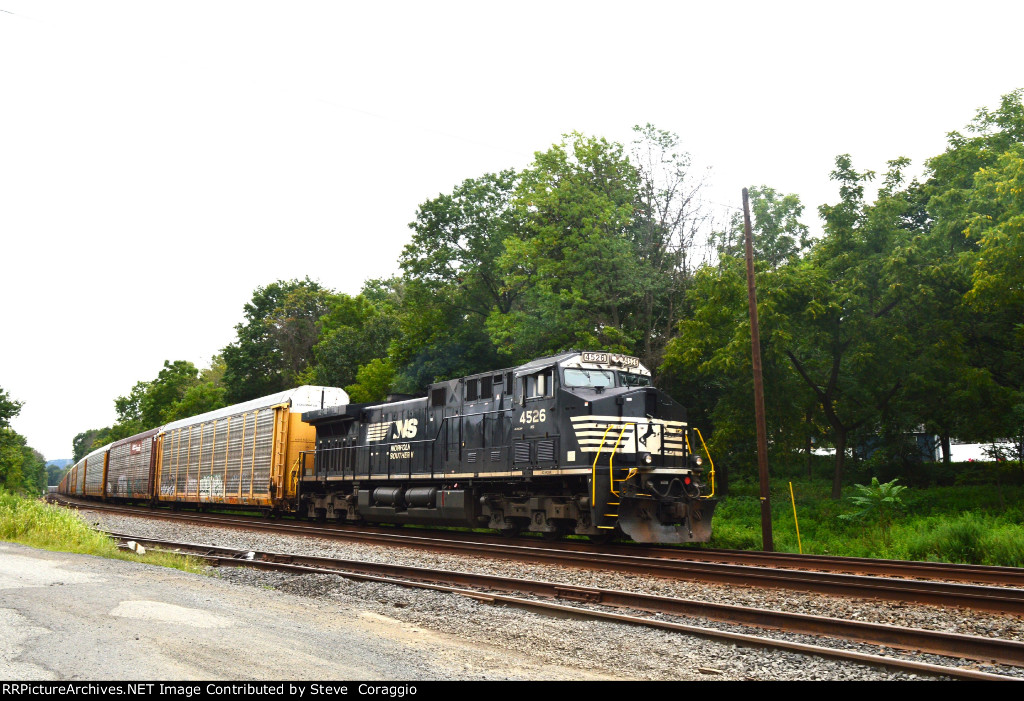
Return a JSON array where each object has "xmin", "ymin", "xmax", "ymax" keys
[{"xmin": 0, "ymin": 490, "xmax": 205, "ymax": 574}]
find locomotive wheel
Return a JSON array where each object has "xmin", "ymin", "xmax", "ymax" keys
[
  {"xmin": 588, "ymin": 528, "xmax": 619, "ymax": 545},
  {"xmin": 498, "ymin": 526, "xmax": 522, "ymax": 537},
  {"xmin": 542, "ymin": 524, "xmax": 572, "ymax": 541}
]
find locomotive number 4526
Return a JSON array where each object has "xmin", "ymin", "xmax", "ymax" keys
[{"xmin": 520, "ymin": 409, "xmax": 547, "ymax": 424}]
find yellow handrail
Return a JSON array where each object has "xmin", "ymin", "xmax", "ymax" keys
[
  {"xmin": 591, "ymin": 425, "xmax": 614, "ymax": 505},
  {"xmin": 608, "ymin": 423, "xmax": 635, "ymax": 496},
  {"xmin": 686, "ymin": 428, "xmax": 716, "ymax": 499}
]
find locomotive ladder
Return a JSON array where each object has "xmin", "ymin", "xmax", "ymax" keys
[{"xmin": 591, "ymin": 423, "xmax": 637, "ymax": 531}]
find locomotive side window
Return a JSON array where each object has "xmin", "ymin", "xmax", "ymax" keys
[
  {"xmin": 480, "ymin": 376, "xmax": 492, "ymax": 398},
  {"xmin": 430, "ymin": 388, "xmax": 446, "ymax": 407},
  {"xmin": 466, "ymin": 379, "xmax": 479, "ymax": 401},
  {"xmin": 525, "ymin": 368, "xmax": 554, "ymax": 399}
]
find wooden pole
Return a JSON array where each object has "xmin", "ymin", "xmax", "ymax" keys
[{"xmin": 743, "ymin": 188, "xmax": 774, "ymax": 552}]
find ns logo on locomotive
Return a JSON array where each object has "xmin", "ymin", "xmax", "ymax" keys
[
  {"xmin": 302, "ymin": 351, "xmax": 716, "ymax": 543},
  {"xmin": 57, "ymin": 352, "xmax": 716, "ymax": 544}
]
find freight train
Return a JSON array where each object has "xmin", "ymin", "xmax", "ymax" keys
[{"xmin": 58, "ymin": 352, "xmax": 716, "ymax": 543}]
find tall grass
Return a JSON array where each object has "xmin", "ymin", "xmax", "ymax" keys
[
  {"xmin": 706, "ymin": 477, "xmax": 1024, "ymax": 566},
  {"xmin": 0, "ymin": 490, "xmax": 205, "ymax": 573}
]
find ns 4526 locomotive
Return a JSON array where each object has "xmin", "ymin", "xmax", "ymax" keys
[{"xmin": 299, "ymin": 351, "xmax": 716, "ymax": 543}]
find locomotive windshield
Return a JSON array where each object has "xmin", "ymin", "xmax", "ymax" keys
[{"xmin": 563, "ymin": 368, "xmax": 615, "ymax": 388}]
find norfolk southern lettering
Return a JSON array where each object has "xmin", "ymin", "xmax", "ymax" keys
[{"xmin": 299, "ymin": 351, "xmax": 716, "ymax": 543}]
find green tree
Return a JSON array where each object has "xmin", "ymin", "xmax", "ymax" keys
[
  {"xmin": 391, "ymin": 172, "xmax": 518, "ymax": 388},
  {"xmin": 46, "ymin": 461, "xmax": 70, "ymax": 487},
  {"xmin": 222, "ymin": 278, "xmax": 333, "ymax": 402},
  {"xmin": 912, "ymin": 91, "xmax": 1024, "ymax": 457},
  {"xmin": 0, "ymin": 428, "xmax": 26, "ymax": 491},
  {"xmin": 163, "ymin": 381, "xmax": 226, "ymax": 422},
  {"xmin": 401, "ymin": 170, "xmax": 521, "ymax": 319},
  {"xmin": 345, "ymin": 358, "xmax": 397, "ymax": 403},
  {"xmin": 0, "ymin": 388, "xmax": 47, "ymax": 494},
  {"xmin": 72, "ymin": 427, "xmax": 112, "ymax": 462},
  {"xmin": 926, "ymin": 89, "xmax": 1024, "ymax": 256},
  {"xmin": 777, "ymin": 156, "xmax": 917, "ymax": 498},
  {"xmin": 961, "ymin": 144, "xmax": 1024, "ymax": 455},
  {"xmin": 0, "ymin": 387, "xmax": 23, "ymax": 428},
  {"xmin": 111, "ymin": 360, "xmax": 203, "ymax": 437},
  {"xmin": 104, "ymin": 359, "xmax": 227, "ymax": 440},
  {"xmin": 487, "ymin": 132, "xmax": 641, "ymax": 361},
  {"xmin": 305, "ymin": 292, "xmax": 400, "ymax": 390},
  {"xmin": 713, "ymin": 185, "xmax": 811, "ymax": 269},
  {"xmin": 627, "ymin": 124, "xmax": 712, "ymax": 373},
  {"xmin": 659, "ymin": 255, "xmax": 816, "ymax": 493}
]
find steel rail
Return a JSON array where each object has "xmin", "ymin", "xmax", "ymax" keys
[
  {"xmin": 621, "ymin": 545, "xmax": 1024, "ymax": 587},
  {"xmin": 65, "ymin": 498, "xmax": 1024, "ymax": 615},
  {"xmin": 54, "ymin": 495, "xmax": 1024, "ymax": 588},
  {"xmin": 110, "ymin": 533, "xmax": 1022, "ymax": 680}
]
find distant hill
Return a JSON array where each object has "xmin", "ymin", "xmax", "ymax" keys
[{"xmin": 46, "ymin": 459, "xmax": 73, "ymax": 469}]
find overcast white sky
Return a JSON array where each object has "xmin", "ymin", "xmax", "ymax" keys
[{"xmin": 2, "ymin": 1, "xmax": 1021, "ymax": 460}]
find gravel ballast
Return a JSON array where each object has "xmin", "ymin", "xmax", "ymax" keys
[{"xmin": 81, "ymin": 510, "xmax": 1024, "ymax": 681}]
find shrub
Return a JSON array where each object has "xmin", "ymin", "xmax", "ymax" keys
[{"xmin": 839, "ymin": 478, "xmax": 906, "ymax": 533}]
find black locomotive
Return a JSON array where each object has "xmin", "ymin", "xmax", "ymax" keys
[{"xmin": 298, "ymin": 351, "xmax": 716, "ymax": 543}]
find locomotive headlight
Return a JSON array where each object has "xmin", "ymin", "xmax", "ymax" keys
[
  {"xmin": 694, "ymin": 456, "xmax": 703, "ymax": 466},
  {"xmin": 642, "ymin": 453, "xmax": 653, "ymax": 465}
]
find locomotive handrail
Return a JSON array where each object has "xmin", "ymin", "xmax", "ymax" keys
[
  {"xmin": 608, "ymin": 423, "xmax": 637, "ymax": 497},
  {"xmin": 591, "ymin": 425, "xmax": 615, "ymax": 504},
  {"xmin": 300, "ymin": 412, "xmax": 472, "ymax": 481},
  {"xmin": 686, "ymin": 428, "xmax": 716, "ymax": 498},
  {"xmin": 303, "ymin": 406, "xmax": 533, "ymax": 482},
  {"xmin": 590, "ymin": 421, "xmax": 641, "ymax": 501}
]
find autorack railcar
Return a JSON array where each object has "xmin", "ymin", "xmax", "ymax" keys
[{"xmin": 58, "ymin": 386, "xmax": 349, "ymax": 514}]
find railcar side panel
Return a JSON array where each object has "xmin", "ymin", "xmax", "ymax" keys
[
  {"xmin": 157, "ymin": 406, "xmax": 279, "ymax": 507},
  {"xmin": 83, "ymin": 451, "xmax": 107, "ymax": 497},
  {"xmin": 107, "ymin": 430, "xmax": 159, "ymax": 500},
  {"xmin": 149, "ymin": 387, "xmax": 347, "ymax": 511}
]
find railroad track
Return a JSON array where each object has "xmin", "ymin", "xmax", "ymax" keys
[
  {"xmin": 55, "ymin": 497, "xmax": 1024, "ymax": 615},
  {"xmin": 109, "ymin": 532, "xmax": 1022, "ymax": 681}
]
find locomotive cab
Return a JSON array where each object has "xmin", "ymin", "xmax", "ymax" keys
[{"xmin": 548, "ymin": 352, "xmax": 716, "ymax": 543}]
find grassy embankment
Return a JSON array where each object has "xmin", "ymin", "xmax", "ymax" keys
[
  {"xmin": 707, "ymin": 466, "xmax": 1024, "ymax": 566},
  {"xmin": 0, "ymin": 490, "xmax": 205, "ymax": 573}
]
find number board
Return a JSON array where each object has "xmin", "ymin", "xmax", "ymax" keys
[{"xmin": 580, "ymin": 352, "xmax": 640, "ymax": 368}]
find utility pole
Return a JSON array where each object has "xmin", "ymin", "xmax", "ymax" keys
[{"xmin": 742, "ymin": 188, "xmax": 774, "ymax": 552}]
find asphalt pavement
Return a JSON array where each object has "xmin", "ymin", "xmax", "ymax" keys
[{"xmin": 0, "ymin": 542, "xmax": 604, "ymax": 681}]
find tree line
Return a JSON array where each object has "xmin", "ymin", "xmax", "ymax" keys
[
  {"xmin": 70, "ymin": 92, "xmax": 1024, "ymax": 497},
  {"xmin": 0, "ymin": 387, "xmax": 48, "ymax": 493}
]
